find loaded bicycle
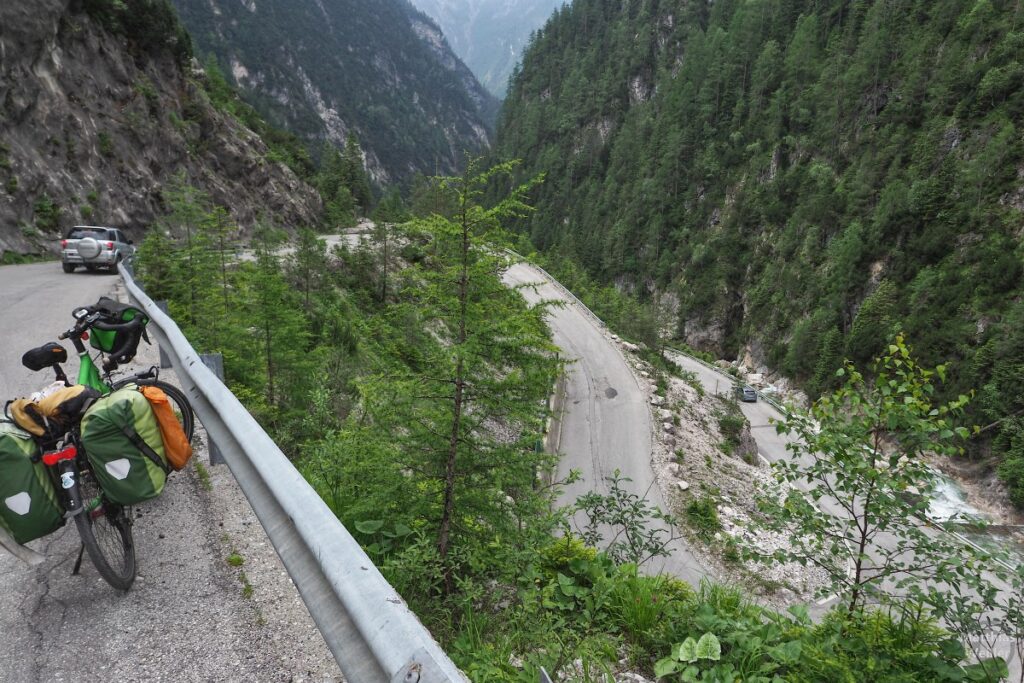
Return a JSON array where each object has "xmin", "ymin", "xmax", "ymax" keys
[{"xmin": 9, "ymin": 297, "xmax": 194, "ymax": 590}]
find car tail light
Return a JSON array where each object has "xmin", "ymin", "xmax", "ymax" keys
[
  {"xmin": 61, "ymin": 240, "xmax": 67, "ymax": 248},
  {"xmin": 106, "ymin": 241, "xmax": 114, "ymax": 249}
]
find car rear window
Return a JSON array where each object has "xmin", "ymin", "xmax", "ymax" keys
[{"xmin": 67, "ymin": 228, "xmax": 112, "ymax": 240}]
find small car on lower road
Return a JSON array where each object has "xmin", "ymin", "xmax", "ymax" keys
[{"xmin": 733, "ymin": 384, "xmax": 758, "ymax": 402}]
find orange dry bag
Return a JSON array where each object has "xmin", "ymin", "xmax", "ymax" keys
[{"xmin": 139, "ymin": 385, "xmax": 193, "ymax": 471}]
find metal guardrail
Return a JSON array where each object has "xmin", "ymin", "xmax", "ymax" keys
[{"xmin": 118, "ymin": 263, "xmax": 467, "ymax": 683}]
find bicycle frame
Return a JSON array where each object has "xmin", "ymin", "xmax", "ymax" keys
[
  {"xmin": 60, "ymin": 332, "xmax": 111, "ymax": 395},
  {"xmin": 76, "ymin": 350, "xmax": 108, "ymax": 394}
]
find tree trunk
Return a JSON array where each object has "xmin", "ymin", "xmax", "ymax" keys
[{"xmin": 437, "ymin": 186, "xmax": 471, "ymax": 594}]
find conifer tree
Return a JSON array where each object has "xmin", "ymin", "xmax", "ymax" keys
[
  {"xmin": 341, "ymin": 133, "xmax": 373, "ymax": 212},
  {"xmin": 357, "ymin": 160, "xmax": 558, "ymax": 592}
]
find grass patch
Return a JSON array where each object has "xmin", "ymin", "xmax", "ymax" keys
[
  {"xmin": 1, "ymin": 251, "xmax": 53, "ymax": 265},
  {"xmin": 226, "ymin": 552, "xmax": 245, "ymax": 567},
  {"xmin": 194, "ymin": 460, "xmax": 213, "ymax": 491},
  {"xmin": 238, "ymin": 570, "xmax": 254, "ymax": 598},
  {"xmin": 686, "ymin": 494, "xmax": 721, "ymax": 539}
]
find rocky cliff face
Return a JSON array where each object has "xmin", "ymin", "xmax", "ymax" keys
[
  {"xmin": 171, "ymin": 0, "xmax": 498, "ymax": 185},
  {"xmin": 0, "ymin": 0, "xmax": 322, "ymax": 259}
]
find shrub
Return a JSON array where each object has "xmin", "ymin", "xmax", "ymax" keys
[
  {"xmin": 686, "ymin": 495, "xmax": 720, "ymax": 538},
  {"xmin": 33, "ymin": 194, "xmax": 62, "ymax": 233},
  {"xmin": 717, "ymin": 411, "xmax": 746, "ymax": 455},
  {"xmin": 538, "ymin": 535, "xmax": 597, "ymax": 579}
]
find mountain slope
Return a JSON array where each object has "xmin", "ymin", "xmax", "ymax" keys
[
  {"xmin": 0, "ymin": 0, "xmax": 322, "ymax": 259},
  {"xmin": 408, "ymin": 0, "xmax": 565, "ymax": 97},
  {"xmin": 172, "ymin": 0, "xmax": 499, "ymax": 184},
  {"xmin": 495, "ymin": 0, "xmax": 1024, "ymax": 502}
]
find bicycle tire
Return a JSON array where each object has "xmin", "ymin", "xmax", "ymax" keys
[
  {"xmin": 74, "ymin": 466, "xmax": 136, "ymax": 590},
  {"xmin": 111, "ymin": 377, "xmax": 195, "ymax": 443}
]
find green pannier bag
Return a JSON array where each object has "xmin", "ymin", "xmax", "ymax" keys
[
  {"xmin": 0, "ymin": 420, "xmax": 64, "ymax": 544},
  {"xmin": 80, "ymin": 386, "xmax": 169, "ymax": 506}
]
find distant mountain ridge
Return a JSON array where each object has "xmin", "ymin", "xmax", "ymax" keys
[
  {"xmin": 172, "ymin": 0, "xmax": 499, "ymax": 184},
  {"xmin": 408, "ymin": 0, "xmax": 565, "ymax": 97}
]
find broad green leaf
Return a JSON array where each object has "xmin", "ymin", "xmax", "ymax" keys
[
  {"xmin": 678, "ymin": 637, "xmax": 699, "ymax": 663},
  {"xmin": 695, "ymin": 632, "xmax": 721, "ymax": 661},
  {"xmin": 655, "ymin": 657, "xmax": 682, "ymax": 678},
  {"xmin": 354, "ymin": 519, "xmax": 384, "ymax": 535}
]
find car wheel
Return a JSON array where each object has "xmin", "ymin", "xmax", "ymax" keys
[{"xmin": 62, "ymin": 263, "xmax": 76, "ymax": 273}]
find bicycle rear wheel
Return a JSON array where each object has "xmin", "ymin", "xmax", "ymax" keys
[
  {"xmin": 112, "ymin": 377, "xmax": 195, "ymax": 443},
  {"xmin": 74, "ymin": 465, "xmax": 136, "ymax": 590}
]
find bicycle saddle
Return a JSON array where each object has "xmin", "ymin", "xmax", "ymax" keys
[{"xmin": 22, "ymin": 342, "xmax": 68, "ymax": 371}]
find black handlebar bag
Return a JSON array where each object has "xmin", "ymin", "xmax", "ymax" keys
[{"xmin": 88, "ymin": 297, "xmax": 148, "ymax": 364}]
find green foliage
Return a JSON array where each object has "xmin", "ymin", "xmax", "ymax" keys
[
  {"xmin": 538, "ymin": 535, "xmax": 598, "ymax": 579},
  {"xmin": 97, "ymin": 131, "xmax": 114, "ymax": 157},
  {"xmin": 716, "ymin": 409, "xmax": 745, "ymax": 457},
  {"xmin": 655, "ymin": 592, "xmax": 993, "ymax": 683},
  {"xmin": 315, "ymin": 138, "xmax": 374, "ymax": 225},
  {"xmin": 136, "ymin": 177, "xmax": 333, "ymax": 449},
  {"xmin": 33, "ymin": 194, "xmax": 62, "ymax": 233},
  {"xmin": 135, "ymin": 172, "xmax": 1009, "ymax": 681},
  {"xmin": 573, "ymin": 469, "xmax": 678, "ymax": 566},
  {"xmin": 340, "ymin": 160, "xmax": 560, "ymax": 589},
  {"xmin": 744, "ymin": 336, "xmax": 1021, "ymax": 669},
  {"xmin": 81, "ymin": 0, "xmax": 192, "ymax": 66},
  {"xmin": 685, "ymin": 494, "xmax": 721, "ymax": 539},
  {"xmin": 496, "ymin": 0, "xmax": 1024, "ymax": 505}
]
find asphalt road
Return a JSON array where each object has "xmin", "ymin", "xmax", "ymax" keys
[
  {"xmin": 0, "ymin": 262, "xmax": 336, "ymax": 682},
  {"xmin": 503, "ymin": 262, "xmax": 709, "ymax": 584}
]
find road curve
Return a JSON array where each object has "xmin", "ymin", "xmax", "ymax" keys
[{"xmin": 503, "ymin": 262, "xmax": 708, "ymax": 584}]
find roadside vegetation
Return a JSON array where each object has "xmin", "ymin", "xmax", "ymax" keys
[{"xmin": 137, "ymin": 163, "xmax": 1022, "ymax": 679}]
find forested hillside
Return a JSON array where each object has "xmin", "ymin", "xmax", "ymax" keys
[
  {"xmin": 171, "ymin": 0, "xmax": 499, "ymax": 184},
  {"xmin": 495, "ymin": 0, "xmax": 1024, "ymax": 504}
]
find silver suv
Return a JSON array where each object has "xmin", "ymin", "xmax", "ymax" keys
[{"xmin": 61, "ymin": 226, "xmax": 134, "ymax": 273}]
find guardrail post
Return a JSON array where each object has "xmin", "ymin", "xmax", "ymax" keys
[
  {"xmin": 199, "ymin": 353, "xmax": 226, "ymax": 466},
  {"xmin": 155, "ymin": 301, "xmax": 172, "ymax": 369}
]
